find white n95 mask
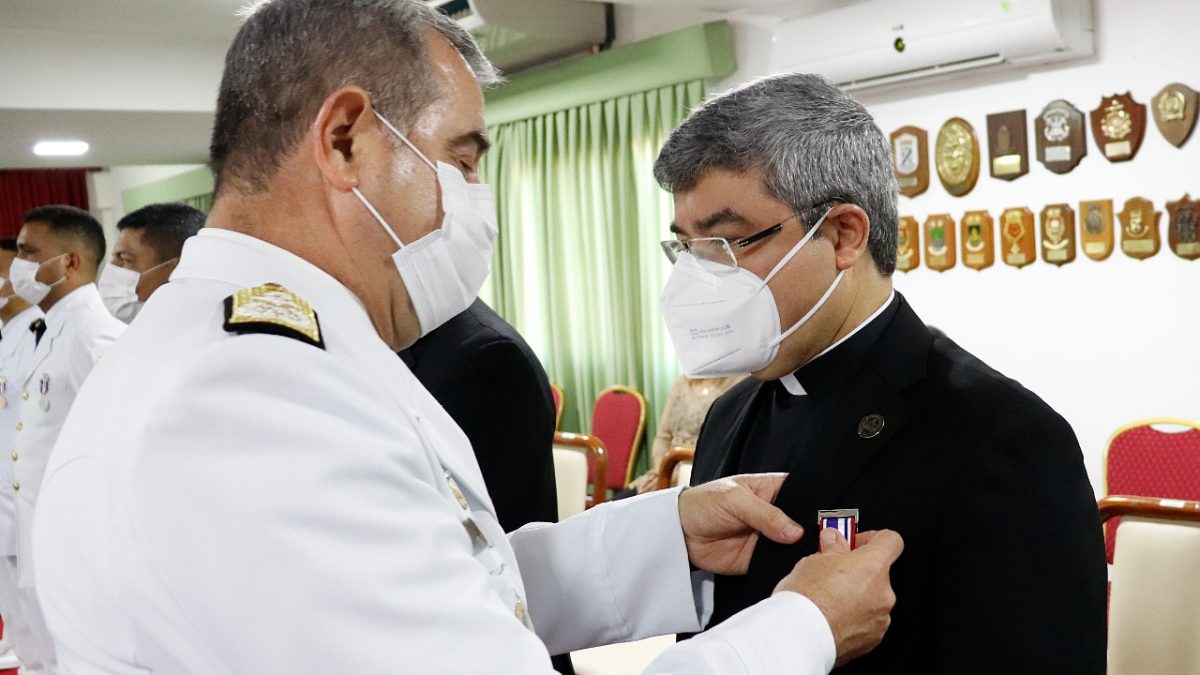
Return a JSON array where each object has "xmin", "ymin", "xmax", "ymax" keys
[
  {"xmin": 9, "ymin": 255, "xmax": 67, "ymax": 306},
  {"xmin": 660, "ymin": 208, "xmax": 845, "ymax": 378},
  {"xmin": 352, "ymin": 111, "xmax": 498, "ymax": 337},
  {"xmin": 98, "ymin": 258, "xmax": 176, "ymax": 323}
]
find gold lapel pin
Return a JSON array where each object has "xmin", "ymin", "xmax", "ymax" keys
[{"xmin": 858, "ymin": 414, "xmax": 885, "ymax": 439}]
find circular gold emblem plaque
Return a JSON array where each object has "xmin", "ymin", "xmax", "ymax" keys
[{"xmin": 935, "ymin": 118, "xmax": 980, "ymax": 197}]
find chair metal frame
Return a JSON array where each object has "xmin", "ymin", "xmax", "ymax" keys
[{"xmin": 592, "ymin": 385, "xmax": 648, "ymax": 487}]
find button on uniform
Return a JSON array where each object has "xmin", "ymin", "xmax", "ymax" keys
[
  {"xmin": 21, "ymin": 392, "xmax": 28, "ymax": 401},
  {"xmin": 10, "ymin": 452, "xmax": 17, "ymax": 461},
  {"xmin": 15, "ymin": 422, "xmax": 21, "ymax": 431},
  {"xmin": 12, "ymin": 483, "xmax": 19, "ymax": 492}
]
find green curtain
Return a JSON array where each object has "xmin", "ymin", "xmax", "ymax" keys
[{"xmin": 480, "ymin": 80, "xmax": 704, "ymax": 475}]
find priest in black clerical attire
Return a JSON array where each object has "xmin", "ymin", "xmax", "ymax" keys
[{"xmin": 652, "ymin": 73, "xmax": 1106, "ymax": 674}]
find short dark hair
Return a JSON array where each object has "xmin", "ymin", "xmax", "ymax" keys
[
  {"xmin": 21, "ymin": 205, "xmax": 106, "ymax": 272},
  {"xmin": 210, "ymin": 0, "xmax": 500, "ymax": 197},
  {"xmin": 0, "ymin": 237, "xmax": 16, "ymax": 252},
  {"xmin": 117, "ymin": 203, "xmax": 206, "ymax": 263}
]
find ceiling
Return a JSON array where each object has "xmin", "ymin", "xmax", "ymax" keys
[{"xmin": 0, "ymin": 0, "xmax": 830, "ymax": 169}]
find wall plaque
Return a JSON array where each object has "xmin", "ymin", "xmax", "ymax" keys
[
  {"xmin": 935, "ymin": 118, "xmax": 980, "ymax": 197},
  {"xmin": 924, "ymin": 214, "xmax": 957, "ymax": 272},
  {"xmin": 896, "ymin": 216, "xmax": 921, "ymax": 271},
  {"xmin": 1152, "ymin": 83, "xmax": 1198, "ymax": 148},
  {"xmin": 1166, "ymin": 194, "xmax": 1200, "ymax": 260},
  {"xmin": 1118, "ymin": 197, "xmax": 1160, "ymax": 260},
  {"xmin": 1090, "ymin": 93, "xmax": 1147, "ymax": 162},
  {"xmin": 891, "ymin": 126, "xmax": 930, "ymax": 197},
  {"xmin": 986, "ymin": 110, "xmax": 1028, "ymax": 180},
  {"xmin": 1035, "ymin": 99, "xmax": 1087, "ymax": 174},
  {"xmin": 1000, "ymin": 207, "xmax": 1036, "ymax": 268},
  {"xmin": 960, "ymin": 210, "xmax": 994, "ymax": 270},
  {"xmin": 1078, "ymin": 199, "xmax": 1114, "ymax": 261},
  {"xmin": 1040, "ymin": 203, "xmax": 1076, "ymax": 266}
]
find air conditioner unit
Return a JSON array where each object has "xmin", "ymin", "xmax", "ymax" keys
[
  {"xmin": 429, "ymin": 0, "xmax": 610, "ymax": 74},
  {"xmin": 773, "ymin": 0, "xmax": 1093, "ymax": 92}
]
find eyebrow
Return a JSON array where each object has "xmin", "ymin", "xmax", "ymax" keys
[
  {"xmin": 452, "ymin": 130, "xmax": 491, "ymax": 158},
  {"xmin": 669, "ymin": 207, "xmax": 750, "ymax": 236}
]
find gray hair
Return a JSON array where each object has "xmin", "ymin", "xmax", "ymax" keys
[
  {"xmin": 654, "ymin": 73, "xmax": 899, "ymax": 275},
  {"xmin": 211, "ymin": 0, "xmax": 502, "ymax": 196}
]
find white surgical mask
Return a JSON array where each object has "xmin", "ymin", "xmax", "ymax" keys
[
  {"xmin": 9, "ymin": 254, "xmax": 67, "ymax": 306},
  {"xmin": 352, "ymin": 111, "xmax": 497, "ymax": 337},
  {"xmin": 98, "ymin": 258, "xmax": 175, "ymax": 323},
  {"xmin": 660, "ymin": 209, "xmax": 844, "ymax": 378}
]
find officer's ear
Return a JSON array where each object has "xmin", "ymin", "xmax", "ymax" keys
[
  {"xmin": 311, "ymin": 86, "xmax": 373, "ymax": 192},
  {"xmin": 63, "ymin": 250, "xmax": 83, "ymax": 278}
]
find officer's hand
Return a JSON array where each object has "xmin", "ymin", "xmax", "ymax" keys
[
  {"xmin": 774, "ymin": 529, "xmax": 903, "ymax": 667},
  {"xmin": 677, "ymin": 473, "xmax": 803, "ymax": 574}
]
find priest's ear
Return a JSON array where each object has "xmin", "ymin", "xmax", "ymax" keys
[{"xmin": 824, "ymin": 203, "xmax": 871, "ymax": 271}]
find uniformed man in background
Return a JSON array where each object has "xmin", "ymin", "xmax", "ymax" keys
[
  {"xmin": 0, "ymin": 237, "xmax": 42, "ymax": 672},
  {"xmin": 34, "ymin": 2, "xmax": 902, "ymax": 673},
  {"xmin": 98, "ymin": 202, "xmax": 206, "ymax": 323},
  {"xmin": 8, "ymin": 205, "xmax": 126, "ymax": 674}
]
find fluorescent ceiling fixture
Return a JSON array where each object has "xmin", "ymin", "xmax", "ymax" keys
[{"xmin": 33, "ymin": 140, "xmax": 89, "ymax": 157}]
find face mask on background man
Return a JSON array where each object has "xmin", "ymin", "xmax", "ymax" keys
[
  {"xmin": 9, "ymin": 254, "xmax": 67, "ymax": 306},
  {"xmin": 98, "ymin": 258, "xmax": 177, "ymax": 323},
  {"xmin": 659, "ymin": 208, "xmax": 844, "ymax": 378},
  {"xmin": 351, "ymin": 110, "xmax": 498, "ymax": 337}
]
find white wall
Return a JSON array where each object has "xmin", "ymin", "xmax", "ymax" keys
[{"xmin": 621, "ymin": 0, "xmax": 1200, "ymax": 493}]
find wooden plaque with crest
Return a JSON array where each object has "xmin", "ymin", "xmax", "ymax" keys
[
  {"xmin": 1078, "ymin": 200, "xmax": 1115, "ymax": 261},
  {"xmin": 1035, "ymin": 100, "xmax": 1087, "ymax": 174},
  {"xmin": 890, "ymin": 126, "xmax": 929, "ymax": 197},
  {"xmin": 1040, "ymin": 204, "xmax": 1076, "ymax": 266},
  {"xmin": 1090, "ymin": 93, "xmax": 1147, "ymax": 162},
  {"xmin": 924, "ymin": 214, "xmax": 956, "ymax": 272},
  {"xmin": 960, "ymin": 210, "xmax": 994, "ymax": 270},
  {"xmin": 935, "ymin": 118, "xmax": 980, "ymax": 197},
  {"xmin": 1118, "ymin": 197, "xmax": 1160, "ymax": 260},
  {"xmin": 896, "ymin": 216, "xmax": 921, "ymax": 271},
  {"xmin": 986, "ymin": 110, "xmax": 1028, "ymax": 181},
  {"xmin": 1000, "ymin": 207, "xmax": 1036, "ymax": 269},
  {"xmin": 1152, "ymin": 83, "xmax": 1199, "ymax": 148},
  {"xmin": 1166, "ymin": 194, "xmax": 1200, "ymax": 261}
]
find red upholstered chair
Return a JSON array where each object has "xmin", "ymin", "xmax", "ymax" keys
[
  {"xmin": 549, "ymin": 383, "xmax": 565, "ymax": 431},
  {"xmin": 1103, "ymin": 418, "xmax": 1200, "ymax": 563},
  {"xmin": 589, "ymin": 386, "xmax": 648, "ymax": 492}
]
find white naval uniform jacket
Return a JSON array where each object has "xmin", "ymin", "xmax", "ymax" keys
[
  {"xmin": 0, "ymin": 305, "xmax": 44, "ymax": 558},
  {"xmin": 15, "ymin": 284, "xmax": 124, "ymax": 587},
  {"xmin": 34, "ymin": 229, "xmax": 835, "ymax": 675}
]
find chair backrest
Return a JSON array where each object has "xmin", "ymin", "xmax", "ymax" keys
[
  {"xmin": 552, "ymin": 431, "xmax": 607, "ymax": 518},
  {"xmin": 1101, "ymin": 496, "xmax": 1200, "ymax": 675},
  {"xmin": 590, "ymin": 385, "xmax": 647, "ymax": 491},
  {"xmin": 549, "ymin": 383, "xmax": 565, "ymax": 430},
  {"xmin": 1104, "ymin": 419, "xmax": 1200, "ymax": 561},
  {"xmin": 655, "ymin": 446, "xmax": 696, "ymax": 491}
]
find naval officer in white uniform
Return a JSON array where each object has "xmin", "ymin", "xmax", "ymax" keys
[
  {"xmin": 10, "ymin": 205, "xmax": 125, "ymax": 675},
  {"xmin": 34, "ymin": 2, "xmax": 903, "ymax": 673},
  {"xmin": 0, "ymin": 262, "xmax": 43, "ymax": 674}
]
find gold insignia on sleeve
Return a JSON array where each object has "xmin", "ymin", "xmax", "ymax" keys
[{"xmin": 223, "ymin": 282, "xmax": 324, "ymax": 349}]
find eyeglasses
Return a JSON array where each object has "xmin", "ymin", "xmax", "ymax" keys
[{"xmin": 660, "ymin": 201, "xmax": 839, "ymax": 275}]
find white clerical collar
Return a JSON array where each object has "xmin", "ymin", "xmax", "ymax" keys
[{"xmin": 779, "ymin": 289, "xmax": 897, "ymax": 397}]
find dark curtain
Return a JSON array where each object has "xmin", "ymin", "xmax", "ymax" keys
[{"xmin": 0, "ymin": 169, "xmax": 92, "ymax": 237}]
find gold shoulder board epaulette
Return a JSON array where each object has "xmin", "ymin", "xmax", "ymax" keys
[{"xmin": 223, "ymin": 282, "xmax": 325, "ymax": 349}]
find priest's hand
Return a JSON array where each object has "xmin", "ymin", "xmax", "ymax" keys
[
  {"xmin": 677, "ymin": 473, "xmax": 803, "ymax": 575},
  {"xmin": 775, "ymin": 528, "xmax": 904, "ymax": 667}
]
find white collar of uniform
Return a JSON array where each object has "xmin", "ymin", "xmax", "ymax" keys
[
  {"xmin": 43, "ymin": 282, "xmax": 101, "ymax": 328},
  {"xmin": 172, "ymin": 228, "xmax": 374, "ymax": 331},
  {"xmin": 1, "ymin": 305, "xmax": 43, "ymax": 338},
  {"xmin": 778, "ymin": 289, "xmax": 897, "ymax": 397}
]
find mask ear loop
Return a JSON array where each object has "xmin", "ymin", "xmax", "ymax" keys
[
  {"xmin": 352, "ymin": 187, "xmax": 406, "ymax": 250},
  {"xmin": 372, "ymin": 111, "xmax": 436, "ymax": 171},
  {"xmin": 761, "ymin": 208, "xmax": 833, "ymax": 287},
  {"xmin": 768, "ymin": 269, "xmax": 845, "ymax": 348}
]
